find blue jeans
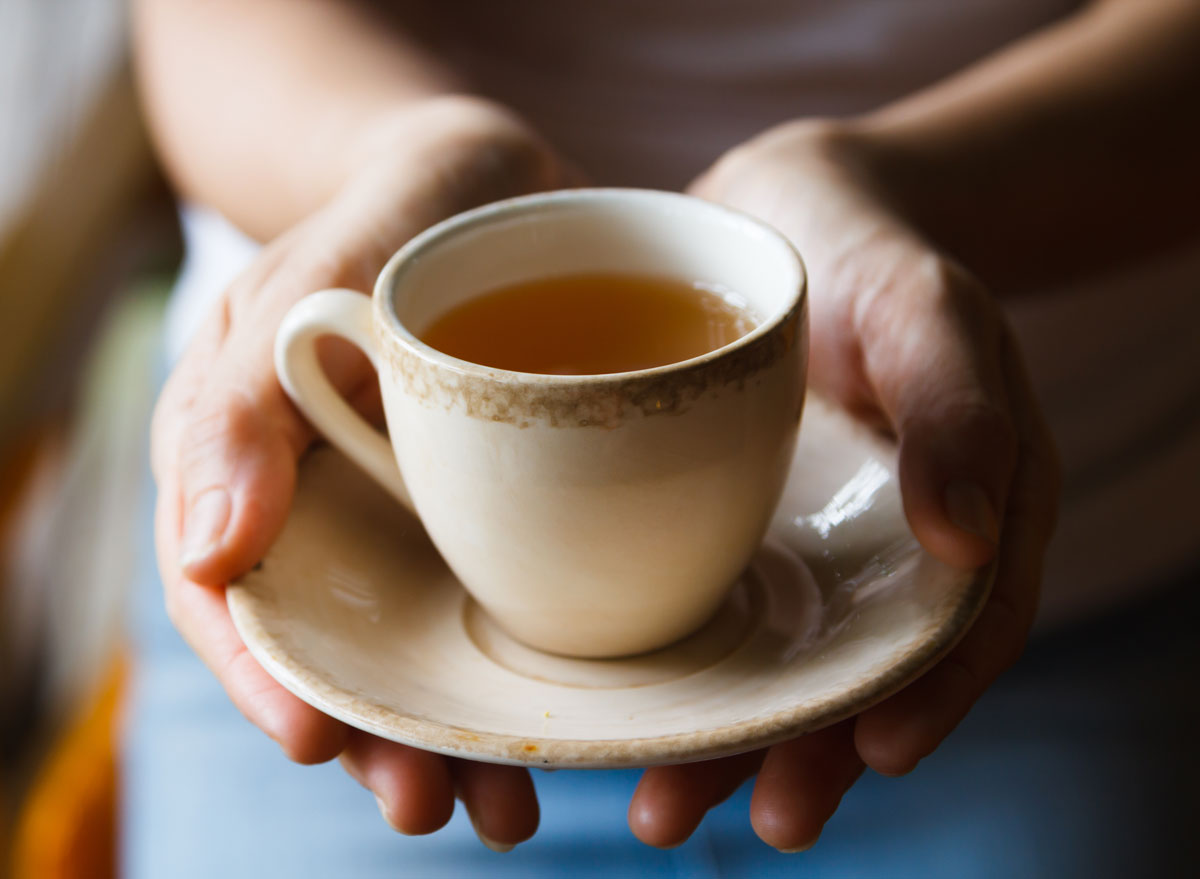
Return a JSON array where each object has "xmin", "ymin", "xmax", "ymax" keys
[{"xmin": 122, "ymin": 459, "xmax": 1200, "ymax": 878}]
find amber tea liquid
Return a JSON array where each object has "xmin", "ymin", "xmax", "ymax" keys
[{"xmin": 418, "ymin": 272, "xmax": 756, "ymax": 375}]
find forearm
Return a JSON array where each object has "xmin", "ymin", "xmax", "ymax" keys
[
  {"xmin": 845, "ymin": 0, "xmax": 1200, "ymax": 292},
  {"xmin": 132, "ymin": 0, "xmax": 530, "ymax": 240}
]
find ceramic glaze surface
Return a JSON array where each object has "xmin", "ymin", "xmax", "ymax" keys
[
  {"xmin": 228, "ymin": 397, "xmax": 993, "ymax": 768},
  {"xmin": 276, "ymin": 190, "xmax": 807, "ymax": 657}
]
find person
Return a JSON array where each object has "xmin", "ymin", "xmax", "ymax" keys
[{"xmin": 126, "ymin": 0, "xmax": 1200, "ymax": 875}]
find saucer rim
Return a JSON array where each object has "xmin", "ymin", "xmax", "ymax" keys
[{"xmin": 227, "ymin": 551, "xmax": 994, "ymax": 769}]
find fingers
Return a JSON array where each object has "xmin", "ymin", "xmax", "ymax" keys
[
  {"xmin": 855, "ymin": 344, "xmax": 1060, "ymax": 775},
  {"xmin": 171, "ymin": 572, "xmax": 350, "ymax": 763},
  {"xmin": 155, "ymin": 472, "xmax": 349, "ymax": 764},
  {"xmin": 750, "ymin": 721, "xmax": 864, "ymax": 852},
  {"xmin": 860, "ymin": 257, "xmax": 1018, "ymax": 571},
  {"xmin": 340, "ymin": 740, "xmax": 540, "ymax": 849},
  {"xmin": 451, "ymin": 759, "xmax": 540, "ymax": 851},
  {"xmin": 175, "ymin": 361, "xmax": 309, "ymax": 585},
  {"xmin": 172, "ymin": 298, "xmax": 383, "ymax": 585},
  {"xmin": 150, "ymin": 291, "xmax": 345, "ymax": 766},
  {"xmin": 151, "ymin": 216, "xmax": 391, "ymax": 767},
  {"xmin": 340, "ymin": 732, "xmax": 456, "ymax": 836},
  {"xmin": 628, "ymin": 751, "xmax": 765, "ymax": 848},
  {"xmin": 167, "ymin": 222, "xmax": 379, "ymax": 586},
  {"xmin": 628, "ymin": 726, "xmax": 865, "ymax": 852}
]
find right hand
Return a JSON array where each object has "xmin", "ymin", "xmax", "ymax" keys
[
  {"xmin": 628, "ymin": 120, "xmax": 1061, "ymax": 851},
  {"xmin": 150, "ymin": 97, "xmax": 577, "ymax": 848}
]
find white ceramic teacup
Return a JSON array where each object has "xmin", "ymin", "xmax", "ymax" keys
[{"xmin": 275, "ymin": 189, "xmax": 807, "ymax": 657}]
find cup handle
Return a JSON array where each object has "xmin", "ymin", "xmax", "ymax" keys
[{"xmin": 274, "ymin": 289, "xmax": 415, "ymax": 513}]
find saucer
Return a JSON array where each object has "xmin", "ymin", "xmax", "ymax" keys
[{"xmin": 228, "ymin": 397, "xmax": 993, "ymax": 768}]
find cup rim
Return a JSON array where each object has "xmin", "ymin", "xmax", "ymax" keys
[{"xmin": 374, "ymin": 188, "xmax": 806, "ymax": 385}]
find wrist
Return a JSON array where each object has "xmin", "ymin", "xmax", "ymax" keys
[
  {"xmin": 698, "ymin": 115, "xmax": 924, "ymax": 267},
  {"xmin": 304, "ymin": 96, "xmax": 570, "ymax": 288},
  {"xmin": 343, "ymin": 95, "xmax": 568, "ymax": 204}
]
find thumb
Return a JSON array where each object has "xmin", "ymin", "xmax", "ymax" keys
[
  {"xmin": 177, "ymin": 372, "xmax": 309, "ymax": 585},
  {"xmin": 861, "ymin": 258, "xmax": 1017, "ymax": 570}
]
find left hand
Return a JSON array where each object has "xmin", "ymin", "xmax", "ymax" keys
[
  {"xmin": 628, "ymin": 121, "xmax": 1061, "ymax": 850},
  {"xmin": 149, "ymin": 97, "xmax": 578, "ymax": 849}
]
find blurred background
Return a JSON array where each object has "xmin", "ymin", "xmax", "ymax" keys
[{"xmin": 1, "ymin": 2, "xmax": 179, "ymax": 876}]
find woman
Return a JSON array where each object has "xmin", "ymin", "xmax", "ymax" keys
[{"xmin": 128, "ymin": 0, "xmax": 1200, "ymax": 874}]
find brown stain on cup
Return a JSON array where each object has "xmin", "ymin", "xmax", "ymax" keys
[{"xmin": 380, "ymin": 300, "xmax": 806, "ymax": 429}]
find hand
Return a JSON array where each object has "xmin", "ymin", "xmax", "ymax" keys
[
  {"xmin": 629, "ymin": 121, "xmax": 1061, "ymax": 850},
  {"xmin": 151, "ymin": 97, "xmax": 577, "ymax": 849}
]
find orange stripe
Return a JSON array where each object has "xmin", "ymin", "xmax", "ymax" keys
[{"xmin": 11, "ymin": 654, "xmax": 125, "ymax": 879}]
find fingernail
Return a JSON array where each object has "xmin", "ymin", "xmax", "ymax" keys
[
  {"xmin": 467, "ymin": 810, "xmax": 515, "ymax": 853},
  {"xmin": 943, "ymin": 481, "xmax": 999, "ymax": 544},
  {"xmin": 180, "ymin": 488, "xmax": 231, "ymax": 571},
  {"xmin": 777, "ymin": 837, "xmax": 818, "ymax": 854},
  {"xmin": 777, "ymin": 843, "xmax": 816, "ymax": 854},
  {"xmin": 375, "ymin": 794, "xmax": 410, "ymax": 835}
]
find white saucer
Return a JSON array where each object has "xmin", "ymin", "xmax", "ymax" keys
[{"xmin": 228, "ymin": 397, "xmax": 993, "ymax": 768}]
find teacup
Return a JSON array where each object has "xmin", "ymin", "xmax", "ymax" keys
[{"xmin": 274, "ymin": 188, "xmax": 807, "ymax": 657}]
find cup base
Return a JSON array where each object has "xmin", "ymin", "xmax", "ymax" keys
[
  {"xmin": 461, "ymin": 578, "xmax": 752, "ymax": 686},
  {"xmin": 460, "ymin": 548, "xmax": 823, "ymax": 687}
]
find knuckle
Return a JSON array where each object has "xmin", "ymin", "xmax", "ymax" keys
[
  {"xmin": 906, "ymin": 394, "xmax": 1017, "ymax": 464},
  {"xmin": 948, "ymin": 397, "xmax": 1017, "ymax": 448},
  {"xmin": 936, "ymin": 262, "xmax": 998, "ymax": 326},
  {"xmin": 901, "ymin": 253, "xmax": 998, "ymax": 327},
  {"xmin": 704, "ymin": 137, "xmax": 781, "ymax": 195},
  {"xmin": 476, "ymin": 128, "xmax": 563, "ymax": 191},
  {"xmin": 857, "ymin": 253, "xmax": 999, "ymax": 354},
  {"xmin": 178, "ymin": 389, "xmax": 266, "ymax": 478},
  {"xmin": 928, "ymin": 254, "xmax": 978, "ymax": 295}
]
